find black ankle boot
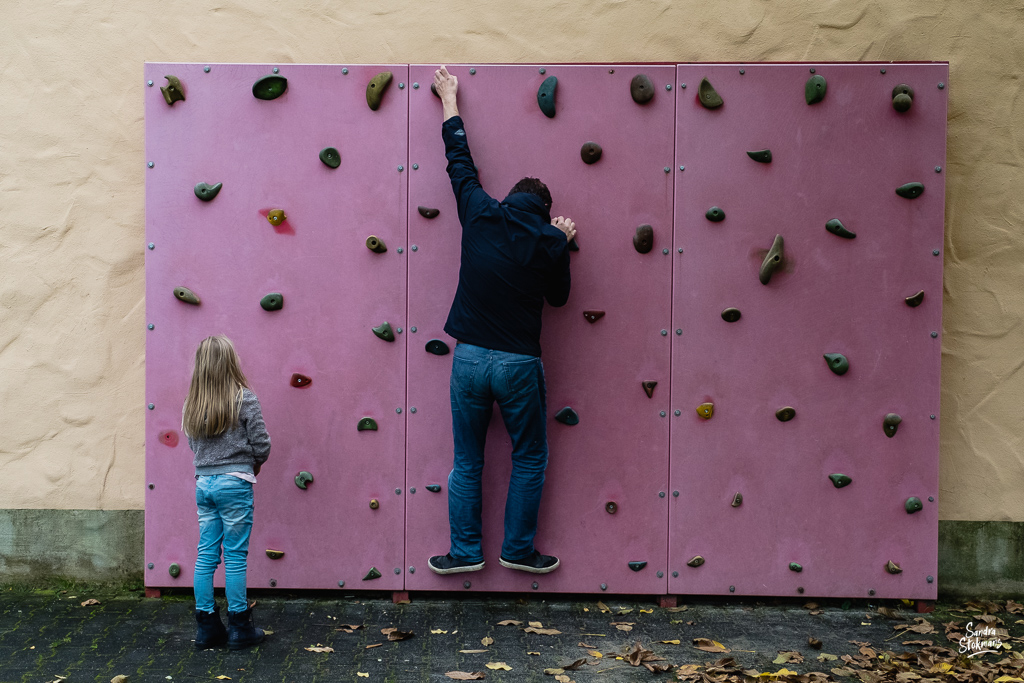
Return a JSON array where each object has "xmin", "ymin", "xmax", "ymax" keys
[
  {"xmin": 227, "ymin": 606, "xmax": 265, "ymax": 650},
  {"xmin": 194, "ymin": 605, "xmax": 228, "ymax": 649}
]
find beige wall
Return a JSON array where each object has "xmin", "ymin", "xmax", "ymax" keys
[{"xmin": 2, "ymin": 0, "xmax": 1021, "ymax": 519}]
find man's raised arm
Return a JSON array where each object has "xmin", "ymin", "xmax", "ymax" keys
[{"xmin": 435, "ymin": 65, "xmax": 486, "ymax": 224}]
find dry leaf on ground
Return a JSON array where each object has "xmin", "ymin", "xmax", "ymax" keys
[
  {"xmin": 111, "ymin": 677, "xmax": 128, "ymax": 683},
  {"xmin": 818, "ymin": 653, "xmax": 838, "ymax": 661},
  {"xmin": 485, "ymin": 662, "xmax": 511, "ymax": 670},
  {"xmin": 497, "ymin": 620, "xmax": 522, "ymax": 626},
  {"xmin": 597, "ymin": 601, "xmax": 610, "ymax": 613},
  {"xmin": 528, "ymin": 651, "xmax": 540, "ymax": 655},
  {"xmin": 305, "ymin": 645, "xmax": 333, "ymax": 653},
  {"xmin": 215, "ymin": 677, "xmax": 231, "ymax": 681},
  {"xmin": 481, "ymin": 636, "xmax": 494, "ymax": 646},
  {"xmin": 460, "ymin": 649, "xmax": 489, "ymax": 654},
  {"xmin": 664, "ymin": 605, "xmax": 689, "ymax": 612},
  {"xmin": 357, "ymin": 675, "xmax": 369, "ymax": 679},
  {"xmin": 365, "ymin": 643, "xmax": 382, "ymax": 649},
  {"xmin": 524, "ymin": 626, "xmax": 562, "ymax": 635},
  {"xmin": 660, "ymin": 639, "xmax": 680, "ymax": 645},
  {"xmin": 80, "ymin": 599, "xmax": 100, "ymax": 607},
  {"xmin": 336, "ymin": 624, "xmax": 364, "ymax": 633},
  {"xmin": 529, "ymin": 621, "xmax": 543, "ymax": 627},
  {"xmin": 445, "ymin": 673, "xmax": 485, "ymax": 681},
  {"xmin": 804, "ymin": 602, "xmax": 820, "ymax": 610},
  {"xmin": 381, "ymin": 627, "xmax": 414, "ymax": 641},
  {"xmin": 559, "ymin": 658, "xmax": 587, "ymax": 671},
  {"xmin": 587, "ymin": 650, "xmax": 603, "ymax": 658},
  {"xmin": 554, "ymin": 676, "xmax": 572, "ymax": 683},
  {"xmin": 693, "ymin": 637, "xmax": 729, "ymax": 653},
  {"xmin": 431, "ymin": 629, "xmax": 448, "ymax": 634},
  {"xmin": 544, "ymin": 668, "xmax": 565, "ymax": 675},
  {"xmin": 774, "ymin": 651, "xmax": 804, "ymax": 664}
]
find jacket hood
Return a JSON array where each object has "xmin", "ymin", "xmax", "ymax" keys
[{"xmin": 501, "ymin": 192, "xmax": 552, "ymax": 223}]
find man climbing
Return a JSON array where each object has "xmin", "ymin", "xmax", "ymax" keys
[{"xmin": 428, "ymin": 66, "xmax": 576, "ymax": 576}]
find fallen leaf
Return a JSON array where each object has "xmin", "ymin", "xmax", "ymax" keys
[
  {"xmin": 614, "ymin": 624, "xmax": 633, "ymax": 632},
  {"xmin": 460, "ymin": 649, "xmax": 489, "ymax": 654},
  {"xmin": 560, "ymin": 658, "xmax": 587, "ymax": 671},
  {"xmin": 1006, "ymin": 600, "xmax": 1023, "ymax": 614},
  {"xmin": 660, "ymin": 639, "xmax": 681, "ymax": 645},
  {"xmin": 529, "ymin": 621, "xmax": 543, "ymax": 628},
  {"xmin": 497, "ymin": 620, "xmax": 522, "ymax": 626},
  {"xmin": 878, "ymin": 606, "xmax": 902, "ymax": 619},
  {"xmin": 597, "ymin": 601, "xmax": 610, "ymax": 613},
  {"xmin": 554, "ymin": 676, "xmax": 571, "ymax": 683},
  {"xmin": 773, "ymin": 651, "xmax": 804, "ymax": 664},
  {"xmin": 481, "ymin": 636, "xmax": 494, "ymax": 646},
  {"xmin": 804, "ymin": 602, "xmax": 820, "ymax": 610},
  {"xmin": 544, "ymin": 668, "xmax": 565, "ymax": 675},
  {"xmin": 305, "ymin": 645, "xmax": 334, "ymax": 653},
  {"xmin": 810, "ymin": 610, "xmax": 823, "ymax": 615},
  {"xmin": 587, "ymin": 650, "xmax": 603, "ymax": 658},
  {"xmin": 336, "ymin": 623, "xmax": 364, "ymax": 632},
  {"xmin": 616, "ymin": 608, "xmax": 634, "ymax": 615},
  {"xmin": 994, "ymin": 677, "xmax": 1024, "ymax": 683},
  {"xmin": 583, "ymin": 607, "xmax": 589, "ymax": 612},
  {"xmin": 445, "ymin": 673, "xmax": 485, "ymax": 681},
  {"xmin": 262, "ymin": 629, "xmax": 274, "ymax": 636},
  {"xmin": 381, "ymin": 627, "xmax": 413, "ymax": 641},
  {"xmin": 902, "ymin": 640, "xmax": 933, "ymax": 646},
  {"xmin": 216, "ymin": 678, "xmax": 231, "ymax": 681},
  {"xmin": 365, "ymin": 643, "xmax": 382, "ymax": 649},
  {"xmin": 808, "ymin": 637, "xmax": 823, "ymax": 650},
  {"xmin": 664, "ymin": 605, "xmax": 689, "ymax": 612},
  {"xmin": 861, "ymin": 622, "xmax": 872, "ymax": 626},
  {"xmin": 639, "ymin": 609, "xmax": 653, "ymax": 614},
  {"xmin": 81, "ymin": 599, "xmax": 100, "ymax": 607},
  {"xmin": 523, "ymin": 627, "xmax": 562, "ymax": 635},
  {"xmin": 485, "ymin": 662, "xmax": 511, "ymax": 671},
  {"xmin": 111, "ymin": 677, "xmax": 128, "ymax": 683},
  {"xmin": 581, "ymin": 633, "xmax": 607, "ymax": 637},
  {"xmin": 357, "ymin": 675, "xmax": 369, "ymax": 679},
  {"xmin": 528, "ymin": 652, "xmax": 540, "ymax": 656},
  {"xmin": 578, "ymin": 642, "xmax": 594, "ymax": 648},
  {"xmin": 818, "ymin": 653, "xmax": 838, "ymax": 661},
  {"xmin": 693, "ymin": 638, "xmax": 729, "ymax": 653},
  {"xmin": 431, "ymin": 629, "xmax": 448, "ymax": 634}
]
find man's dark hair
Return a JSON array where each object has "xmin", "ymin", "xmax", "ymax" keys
[{"xmin": 508, "ymin": 177, "xmax": 552, "ymax": 209}]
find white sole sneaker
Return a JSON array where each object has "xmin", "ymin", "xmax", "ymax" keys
[
  {"xmin": 499, "ymin": 556, "xmax": 560, "ymax": 574},
  {"xmin": 428, "ymin": 557, "xmax": 485, "ymax": 575}
]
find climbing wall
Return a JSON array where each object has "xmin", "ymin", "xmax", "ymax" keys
[
  {"xmin": 144, "ymin": 63, "xmax": 410, "ymax": 590},
  {"xmin": 404, "ymin": 65, "xmax": 676, "ymax": 594},
  {"xmin": 668, "ymin": 64, "xmax": 947, "ymax": 599}
]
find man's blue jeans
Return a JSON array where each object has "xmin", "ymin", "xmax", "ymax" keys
[
  {"xmin": 448, "ymin": 342, "xmax": 549, "ymax": 563},
  {"xmin": 194, "ymin": 474, "xmax": 254, "ymax": 613}
]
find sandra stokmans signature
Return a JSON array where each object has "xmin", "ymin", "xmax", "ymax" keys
[{"xmin": 959, "ymin": 622, "xmax": 1003, "ymax": 657}]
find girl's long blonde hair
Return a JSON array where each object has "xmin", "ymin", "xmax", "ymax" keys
[{"xmin": 182, "ymin": 335, "xmax": 250, "ymax": 438}]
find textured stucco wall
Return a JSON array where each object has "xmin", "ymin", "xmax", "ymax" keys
[{"xmin": 2, "ymin": 1, "xmax": 1022, "ymax": 520}]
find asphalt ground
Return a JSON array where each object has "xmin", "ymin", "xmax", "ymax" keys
[{"xmin": 0, "ymin": 587, "xmax": 1019, "ymax": 683}]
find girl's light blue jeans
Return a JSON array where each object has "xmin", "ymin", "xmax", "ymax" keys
[
  {"xmin": 448, "ymin": 342, "xmax": 549, "ymax": 563},
  {"xmin": 194, "ymin": 474, "xmax": 253, "ymax": 613}
]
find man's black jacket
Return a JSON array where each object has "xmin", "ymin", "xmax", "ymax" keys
[{"xmin": 441, "ymin": 115, "xmax": 571, "ymax": 357}]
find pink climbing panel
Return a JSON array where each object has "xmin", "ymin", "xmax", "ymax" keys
[
  {"xmin": 668, "ymin": 63, "xmax": 947, "ymax": 599},
  {"xmin": 404, "ymin": 65, "xmax": 676, "ymax": 594},
  {"xmin": 144, "ymin": 63, "xmax": 409, "ymax": 590}
]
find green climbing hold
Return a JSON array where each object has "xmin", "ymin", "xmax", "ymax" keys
[
  {"xmin": 168, "ymin": 562, "xmax": 181, "ymax": 578},
  {"xmin": 776, "ymin": 406, "xmax": 796, "ymax": 422},
  {"xmin": 886, "ymin": 560, "xmax": 903, "ymax": 574},
  {"xmin": 892, "ymin": 84, "xmax": 914, "ymax": 112},
  {"xmin": 366, "ymin": 71, "xmax": 393, "ymax": 111},
  {"xmin": 366, "ymin": 235, "xmax": 387, "ymax": 253},
  {"xmin": 161, "ymin": 76, "xmax": 185, "ymax": 105},
  {"xmin": 319, "ymin": 147, "xmax": 341, "ymax": 168},
  {"xmin": 630, "ymin": 74, "xmax": 655, "ymax": 104},
  {"xmin": 173, "ymin": 286, "xmax": 201, "ymax": 306},
  {"xmin": 824, "ymin": 353, "xmax": 849, "ymax": 375},
  {"xmin": 628, "ymin": 561, "xmax": 647, "ymax": 572},
  {"xmin": 537, "ymin": 76, "xmax": 557, "ymax": 118},
  {"xmin": 883, "ymin": 413, "xmax": 902, "ymax": 437},
  {"xmin": 633, "ymin": 224, "xmax": 654, "ymax": 254},
  {"xmin": 426, "ymin": 339, "xmax": 450, "ymax": 355},
  {"xmin": 789, "ymin": 562, "xmax": 803, "ymax": 572},
  {"xmin": 698, "ymin": 77, "xmax": 723, "ymax": 108},
  {"xmin": 554, "ymin": 406, "xmax": 579, "ymax": 425},
  {"xmin": 687, "ymin": 555, "xmax": 705, "ymax": 568},
  {"xmin": 266, "ymin": 549, "xmax": 285, "ymax": 559},
  {"xmin": 759, "ymin": 235, "xmax": 784, "ymax": 285},
  {"xmin": 905, "ymin": 497, "xmax": 923, "ymax": 514},
  {"xmin": 829, "ymin": 473, "xmax": 852, "ymax": 488},
  {"xmin": 906, "ymin": 290, "xmax": 925, "ymax": 307},
  {"xmin": 260, "ymin": 293, "xmax": 283, "ymax": 311},
  {"xmin": 252, "ymin": 74, "xmax": 288, "ymax": 100},
  {"xmin": 825, "ymin": 219, "xmax": 856, "ymax": 239},
  {"xmin": 747, "ymin": 149, "xmax": 772, "ymax": 163},
  {"xmin": 294, "ymin": 471, "xmax": 313, "ymax": 490},
  {"xmin": 194, "ymin": 182, "xmax": 222, "ymax": 201},
  {"xmin": 372, "ymin": 321, "xmax": 395, "ymax": 342},
  {"xmin": 705, "ymin": 206, "xmax": 725, "ymax": 222},
  {"xmin": 357, "ymin": 417, "xmax": 378, "ymax": 432},
  {"xmin": 362, "ymin": 567, "xmax": 382, "ymax": 581},
  {"xmin": 805, "ymin": 74, "xmax": 827, "ymax": 105},
  {"xmin": 896, "ymin": 182, "xmax": 924, "ymax": 199}
]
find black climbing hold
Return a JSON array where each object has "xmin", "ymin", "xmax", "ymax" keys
[
  {"xmin": 319, "ymin": 147, "xmax": 341, "ymax": 168},
  {"xmin": 161, "ymin": 75, "xmax": 185, "ymax": 105},
  {"xmin": 906, "ymin": 290, "xmax": 925, "ymax": 307},
  {"xmin": 266, "ymin": 550, "xmax": 284, "ymax": 559},
  {"xmin": 430, "ymin": 82, "xmax": 440, "ymax": 98},
  {"xmin": 372, "ymin": 321, "xmax": 395, "ymax": 342},
  {"xmin": 705, "ymin": 206, "xmax": 725, "ymax": 222},
  {"xmin": 789, "ymin": 562, "xmax": 803, "ymax": 572},
  {"xmin": 260, "ymin": 293, "xmax": 283, "ymax": 311},
  {"xmin": 194, "ymin": 182, "xmax": 222, "ymax": 201},
  {"xmin": 687, "ymin": 556, "xmax": 705, "ymax": 568},
  {"xmin": 568, "ymin": 238, "xmax": 579, "ymax": 252},
  {"xmin": 886, "ymin": 560, "xmax": 903, "ymax": 574},
  {"xmin": 173, "ymin": 286, "xmax": 201, "ymax": 305},
  {"xmin": 633, "ymin": 224, "xmax": 654, "ymax": 254},
  {"xmin": 630, "ymin": 74, "xmax": 655, "ymax": 104},
  {"xmin": 746, "ymin": 149, "xmax": 772, "ymax": 163},
  {"xmin": 759, "ymin": 234, "xmax": 784, "ymax": 285},
  {"xmin": 805, "ymin": 74, "xmax": 827, "ymax": 104},
  {"xmin": 896, "ymin": 182, "xmax": 924, "ymax": 199},
  {"xmin": 580, "ymin": 141, "xmax": 602, "ymax": 164},
  {"xmin": 294, "ymin": 471, "xmax": 313, "ymax": 489},
  {"xmin": 824, "ymin": 353, "xmax": 849, "ymax": 375},
  {"xmin": 168, "ymin": 562, "xmax": 181, "ymax": 578},
  {"xmin": 425, "ymin": 339, "xmax": 450, "ymax": 355},
  {"xmin": 825, "ymin": 218, "xmax": 856, "ymax": 239},
  {"xmin": 252, "ymin": 74, "xmax": 287, "ymax": 100},
  {"xmin": 418, "ymin": 206, "xmax": 440, "ymax": 219},
  {"xmin": 366, "ymin": 71, "xmax": 393, "ymax": 111},
  {"xmin": 829, "ymin": 473, "xmax": 852, "ymax": 488},
  {"xmin": 892, "ymin": 84, "xmax": 914, "ymax": 112},
  {"xmin": 698, "ymin": 77, "xmax": 723, "ymax": 108},
  {"xmin": 537, "ymin": 75, "xmax": 557, "ymax": 118},
  {"xmin": 905, "ymin": 497, "xmax": 923, "ymax": 514},
  {"xmin": 365, "ymin": 235, "xmax": 387, "ymax": 253},
  {"xmin": 290, "ymin": 373, "xmax": 312, "ymax": 388},
  {"xmin": 583, "ymin": 310, "xmax": 605, "ymax": 324},
  {"xmin": 731, "ymin": 492, "xmax": 743, "ymax": 507},
  {"xmin": 628, "ymin": 561, "xmax": 647, "ymax": 572},
  {"xmin": 641, "ymin": 381, "xmax": 657, "ymax": 399},
  {"xmin": 363, "ymin": 567, "xmax": 382, "ymax": 581},
  {"xmin": 605, "ymin": 501, "xmax": 617, "ymax": 514},
  {"xmin": 776, "ymin": 406, "xmax": 796, "ymax": 422},
  {"xmin": 426, "ymin": 485, "xmax": 441, "ymax": 492},
  {"xmin": 555, "ymin": 406, "xmax": 579, "ymax": 425},
  {"xmin": 883, "ymin": 413, "xmax": 902, "ymax": 437},
  {"xmin": 721, "ymin": 308, "xmax": 741, "ymax": 323},
  {"xmin": 357, "ymin": 417, "xmax": 378, "ymax": 432}
]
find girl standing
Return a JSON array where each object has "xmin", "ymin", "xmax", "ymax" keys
[{"xmin": 183, "ymin": 335, "xmax": 270, "ymax": 650}]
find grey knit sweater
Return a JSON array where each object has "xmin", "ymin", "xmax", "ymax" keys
[{"xmin": 188, "ymin": 388, "xmax": 271, "ymax": 476}]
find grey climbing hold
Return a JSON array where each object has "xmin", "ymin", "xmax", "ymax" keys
[
  {"xmin": 824, "ymin": 353, "xmax": 849, "ymax": 375},
  {"xmin": 829, "ymin": 473, "xmax": 852, "ymax": 488},
  {"xmin": 418, "ymin": 206, "xmax": 440, "ymax": 219},
  {"xmin": 759, "ymin": 234, "xmax": 784, "ymax": 285},
  {"xmin": 252, "ymin": 74, "xmax": 287, "ymax": 100},
  {"xmin": 721, "ymin": 308, "xmax": 741, "ymax": 323},
  {"xmin": 633, "ymin": 224, "xmax": 654, "ymax": 254},
  {"xmin": 628, "ymin": 561, "xmax": 647, "ymax": 572},
  {"xmin": 555, "ymin": 406, "xmax": 579, "ymax": 425},
  {"xmin": 883, "ymin": 413, "xmax": 902, "ymax": 437},
  {"xmin": 357, "ymin": 417, "xmax": 378, "ymax": 432},
  {"xmin": 194, "ymin": 182, "xmax": 222, "ymax": 201},
  {"xmin": 892, "ymin": 84, "xmax": 914, "ymax": 112},
  {"xmin": 425, "ymin": 339, "xmax": 450, "ymax": 355},
  {"xmin": 905, "ymin": 497, "xmax": 923, "ymax": 514},
  {"xmin": 580, "ymin": 141, "xmax": 603, "ymax": 164},
  {"xmin": 630, "ymin": 74, "xmax": 655, "ymax": 104},
  {"xmin": 168, "ymin": 562, "xmax": 181, "ymax": 578},
  {"xmin": 731, "ymin": 492, "xmax": 743, "ymax": 507},
  {"xmin": 260, "ymin": 293, "xmax": 283, "ymax": 311},
  {"xmin": 825, "ymin": 219, "xmax": 856, "ymax": 239},
  {"xmin": 426, "ymin": 485, "xmax": 441, "ymax": 492},
  {"xmin": 747, "ymin": 149, "xmax": 772, "ymax": 163},
  {"xmin": 805, "ymin": 74, "xmax": 827, "ymax": 104},
  {"xmin": 173, "ymin": 286, "xmax": 201, "ymax": 305},
  {"xmin": 319, "ymin": 147, "xmax": 341, "ymax": 168},
  {"xmin": 698, "ymin": 77, "xmax": 723, "ymax": 108},
  {"xmin": 705, "ymin": 206, "xmax": 725, "ymax": 222},
  {"xmin": 294, "ymin": 471, "xmax": 313, "ymax": 489},
  {"xmin": 906, "ymin": 290, "xmax": 925, "ymax": 307},
  {"xmin": 896, "ymin": 182, "xmax": 924, "ymax": 199},
  {"xmin": 537, "ymin": 76, "xmax": 557, "ymax": 117},
  {"xmin": 366, "ymin": 71, "xmax": 393, "ymax": 111},
  {"xmin": 372, "ymin": 321, "xmax": 395, "ymax": 342}
]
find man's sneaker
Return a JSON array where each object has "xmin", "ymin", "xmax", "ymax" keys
[
  {"xmin": 428, "ymin": 553, "xmax": 485, "ymax": 575},
  {"xmin": 499, "ymin": 550, "xmax": 560, "ymax": 574}
]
